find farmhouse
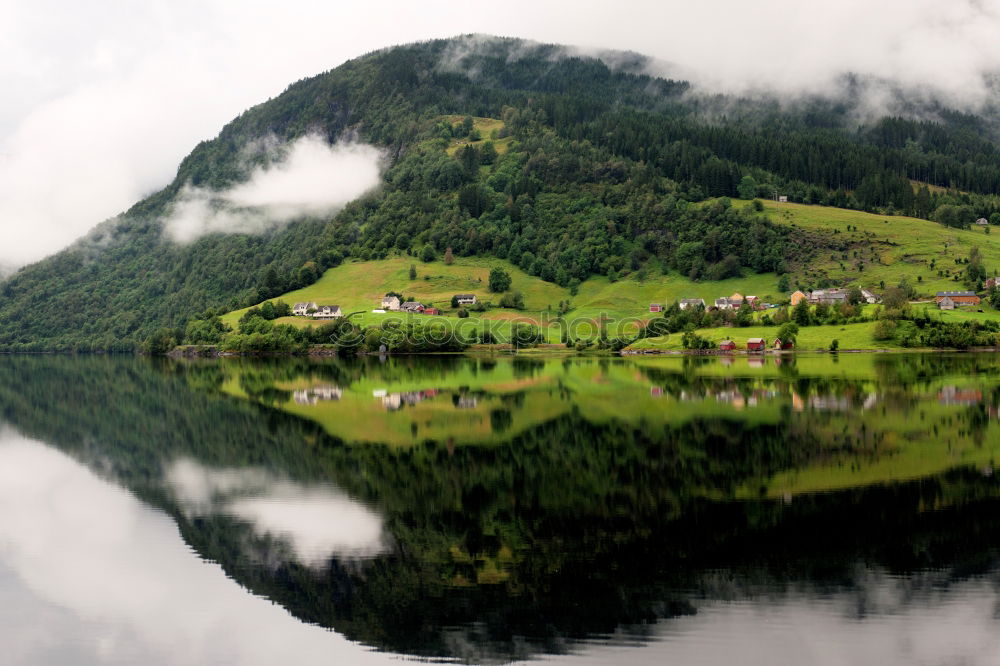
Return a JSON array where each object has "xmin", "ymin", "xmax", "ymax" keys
[
  {"xmin": 746, "ymin": 338, "xmax": 766, "ymax": 352},
  {"xmin": 977, "ymin": 217, "xmax": 989, "ymax": 226},
  {"xmin": 313, "ymin": 305, "xmax": 342, "ymax": 319},
  {"xmin": 790, "ymin": 290, "xmax": 807, "ymax": 306},
  {"xmin": 679, "ymin": 298, "xmax": 706, "ymax": 310},
  {"xmin": 714, "ymin": 297, "xmax": 739, "ymax": 310},
  {"xmin": 935, "ymin": 291, "xmax": 980, "ymax": 307},
  {"xmin": 454, "ymin": 294, "xmax": 478, "ymax": 306},
  {"xmin": 938, "ymin": 296, "xmax": 955, "ymax": 310},
  {"xmin": 293, "ymin": 301, "xmax": 318, "ymax": 316},
  {"xmin": 860, "ymin": 289, "xmax": 880, "ymax": 304},
  {"xmin": 649, "ymin": 303, "xmax": 664, "ymax": 313},
  {"xmin": 719, "ymin": 339, "xmax": 736, "ymax": 351},
  {"xmin": 745, "ymin": 295, "xmax": 762, "ymax": 310},
  {"xmin": 381, "ymin": 295, "xmax": 401, "ymax": 311},
  {"xmin": 400, "ymin": 301, "xmax": 426, "ymax": 314},
  {"xmin": 809, "ymin": 289, "xmax": 848, "ymax": 305}
]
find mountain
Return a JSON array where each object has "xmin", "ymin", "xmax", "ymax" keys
[{"xmin": 2, "ymin": 34, "xmax": 1000, "ymax": 351}]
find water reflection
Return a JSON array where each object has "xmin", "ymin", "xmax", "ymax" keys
[
  {"xmin": 0, "ymin": 431, "xmax": 390, "ymax": 665},
  {"xmin": 165, "ymin": 459, "xmax": 389, "ymax": 566},
  {"xmin": 1, "ymin": 354, "xmax": 1000, "ymax": 664}
]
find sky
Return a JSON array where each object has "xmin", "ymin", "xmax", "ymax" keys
[{"xmin": 2, "ymin": 0, "xmax": 1000, "ymax": 270}]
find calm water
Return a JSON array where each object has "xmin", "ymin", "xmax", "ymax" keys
[{"xmin": 2, "ymin": 353, "xmax": 1000, "ymax": 665}]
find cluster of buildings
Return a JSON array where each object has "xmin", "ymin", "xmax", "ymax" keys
[
  {"xmin": 789, "ymin": 288, "xmax": 879, "ymax": 306},
  {"xmin": 292, "ymin": 302, "xmax": 342, "ymax": 318},
  {"xmin": 649, "ymin": 293, "xmax": 766, "ymax": 313},
  {"xmin": 291, "ymin": 293, "xmax": 481, "ymax": 319},
  {"xmin": 719, "ymin": 337, "xmax": 793, "ymax": 352}
]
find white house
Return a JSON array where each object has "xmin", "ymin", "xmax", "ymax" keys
[
  {"xmin": 293, "ymin": 302, "xmax": 318, "ymax": 316},
  {"xmin": 381, "ymin": 295, "xmax": 401, "ymax": 311},
  {"xmin": 679, "ymin": 298, "xmax": 706, "ymax": 310},
  {"xmin": 313, "ymin": 305, "xmax": 343, "ymax": 319},
  {"xmin": 860, "ymin": 289, "xmax": 880, "ymax": 304},
  {"xmin": 455, "ymin": 294, "xmax": 478, "ymax": 306}
]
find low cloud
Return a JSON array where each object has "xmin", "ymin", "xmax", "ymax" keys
[{"xmin": 163, "ymin": 135, "xmax": 383, "ymax": 243}]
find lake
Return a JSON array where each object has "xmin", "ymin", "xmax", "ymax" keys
[{"xmin": 1, "ymin": 352, "xmax": 1000, "ymax": 665}]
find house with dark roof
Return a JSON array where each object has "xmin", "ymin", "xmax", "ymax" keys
[
  {"xmin": 313, "ymin": 305, "xmax": 342, "ymax": 319},
  {"xmin": 293, "ymin": 301, "xmax": 318, "ymax": 316},
  {"xmin": 454, "ymin": 294, "xmax": 478, "ymax": 306},
  {"xmin": 381, "ymin": 295, "xmax": 401, "ymax": 311},
  {"xmin": 679, "ymin": 298, "xmax": 706, "ymax": 310},
  {"xmin": 400, "ymin": 301, "xmax": 426, "ymax": 314}
]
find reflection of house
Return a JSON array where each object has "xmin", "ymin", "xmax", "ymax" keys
[
  {"xmin": 293, "ymin": 385, "xmax": 344, "ymax": 405},
  {"xmin": 378, "ymin": 389, "xmax": 440, "ymax": 410},
  {"xmin": 935, "ymin": 291, "xmax": 980, "ymax": 307},
  {"xmin": 938, "ymin": 386, "xmax": 983, "ymax": 406},
  {"xmin": 679, "ymin": 298, "xmax": 706, "ymax": 310},
  {"xmin": 650, "ymin": 386, "xmax": 663, "ymax": 397},
  {"xmin": 313, "ymin": 305, "xmax": 342, "ymax": 319},
  {"xmin": 293, "ymin": 301, "xmax": 318, "ymax": 316},
  {"xmin": 809, "ymin": 395, "xmax": 852, "ymax": 411},
  {"xmin": 456, "ymin": 396, "xmax": 478, "ymax": 409},
  {"xmin": 381, "ymin": 295, "xmax": 401, "ymax": 311}
]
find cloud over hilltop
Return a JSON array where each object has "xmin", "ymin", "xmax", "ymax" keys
[{"xmin": 162, "ymin": 136, "xmax": 383, "ymax": 244}]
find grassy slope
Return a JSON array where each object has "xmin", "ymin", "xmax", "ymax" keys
[
  {"xmin": 223, "ymin": 199, "xmax": 1000, "ymax": 347},
  {"xmin": 744, "ymin": 199, "xmax": 1000, "ymax": 294}
]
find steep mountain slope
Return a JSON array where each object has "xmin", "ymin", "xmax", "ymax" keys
[{"xmin": 2, "ymin": 35, "xmax": 1000, "ymax": 351}]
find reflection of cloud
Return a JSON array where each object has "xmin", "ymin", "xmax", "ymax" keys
[
  {"xmin": 0, "ymin": 432, "xmax": 391, "ymax": 665},
  {"xmin": 165, "ymin": 458, "xmax": 388, "ymax": 566}
]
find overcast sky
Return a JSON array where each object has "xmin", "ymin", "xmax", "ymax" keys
[{"xmin": 2, "ymin": 0, "xmax": 1000, "ymax": 270}]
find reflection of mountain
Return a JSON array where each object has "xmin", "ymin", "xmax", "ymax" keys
[{"xmin": 1, "ymin": 355, "xmax": 1000, "ymax": 662}]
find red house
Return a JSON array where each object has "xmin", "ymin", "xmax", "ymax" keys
[
  {"xmin": 649, "ymin": 303, "xmax": 664, "ymax": 313},
  {"xmin": 719, "ymin": 339, "xmax": 736, "ymax": 351},
  {"xmin": 424, "ymin": 307, "xmax": 441, "ymax": 315},
  {"xmin": 746, "ymin": 338, "xmax": 766, "ymax": 352},
  {"xmin": 773, "ymin": 338, "xmax": 793, "ymax": 350}
]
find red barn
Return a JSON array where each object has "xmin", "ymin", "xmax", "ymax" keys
[
  {"xmin": 649, "ymin": 303, "xmax": 664, "ymax": 313},
  {"xmin": 424, "ymin": 307, "xmax": 441, "ymax": 315},
  {"xmin": 719, "ymin": 339, "xmax": 736, "ymax": 351},
  {"xmin": 746, "ymin": 338, "xmax": 766, "ymax": 352}
]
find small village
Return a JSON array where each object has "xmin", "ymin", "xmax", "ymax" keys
[{"xmin": 290, "ymin": 293, "xmax": 479, "ymax": 321}]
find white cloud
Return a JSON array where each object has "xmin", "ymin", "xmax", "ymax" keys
[
  {"xmin": 2, "ymin": 0, "xmax": 1000, "ymax": 268},
  {"xmin": 162, "ymin": 136, "xmax": 383, "ymax": 243}
]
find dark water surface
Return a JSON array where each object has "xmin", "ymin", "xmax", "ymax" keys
[{"xmin": 2, "ymin": 353, "xmax": 1000, "ymax": 665}]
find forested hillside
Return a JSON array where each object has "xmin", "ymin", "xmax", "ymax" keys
[{"xmin": 3, "ymin": 35, "xmax": 1000, "ymax": 351}]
